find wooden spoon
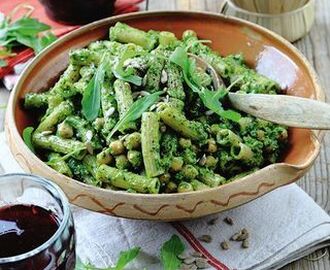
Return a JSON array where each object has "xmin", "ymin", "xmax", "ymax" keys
[{"xmin": 190, "ymin": 54, "xmax": 330, "ymax": 129}]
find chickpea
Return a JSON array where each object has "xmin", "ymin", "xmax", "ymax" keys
[
  {"xmin": 93, "ymin": 117, "xmax": 105, "ymax": 131},
  {"xmin": 179, "ymin": 138, "xmax": 192, "ymax": 149},
  {"xmin": 159, "ymin": 173, "xmax": 171, "ymax": 184},
  {"xmin": 115, "ymin": 154, "xmax": 130, "ymax": 170},
  {"xmin": 182, "ymin": 165, "xmax": 199, "ymax": 179},
  {"xmin": 165, "ymin": 181, "xmax": 177, "ymax": 193},
  {"xmin": 170, "ymin": 157, "xmax": 184, "ymax": 172},
  {"xmin": 110, "ymin": 140, "xmax": 125, "ymax": 155},
  {"xmin": 205, "ymin": 156, "xmax": 218, "ymax": 168},
  {"xmin": 57, "ymin": 121, "xmax": 73, "ymax": 139},
  {"xmin": 124, "ymin": 132, "xmax": 141, "ymax": 150},
  {"xmin": 96, "ymin": 149, "xmax": 113, "ymax": 165},
  {"xmin": 278, "ymin": 129, "xmax": 288, "ymax": 141},
  {"xmin": 182, "ymin": 29, "xmax": 197, "ymax": 40},
  {"xmin": 127, "ymin": 150, "xmax": 142, "ymax": 167},
  {"xmin": 178, "ymin": 182, "xmax": 194, "ymax": 193},
  {"xmin": 207, "ymin": 139, "xmax": 217, "ymax": 153}
]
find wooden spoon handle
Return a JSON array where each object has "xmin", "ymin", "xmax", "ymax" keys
[{"xmin": 228, "ymin": 93, "xmax": 330, "ymax": 129}]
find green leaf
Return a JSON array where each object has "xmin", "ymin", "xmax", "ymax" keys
[
  {"xmin": 33, "ymin": 32, "xmax": 57, "ymax": 53},
  {"xmin": 160, "ymin": 235, "xmax": 185, "ymax": 270},
  {"xmin": 22, "ymin": 126, "xmax": 35, "ymax": 153},
  {"xmin": 112, "ymin": 46, "xmax": 143, "ymax": 86},
  {"xmin": 75, "ymin": 247, "xmax": 140, "ymax": 270},
  {"xmin": 0, "ymin": 59, "xmax": 7, "ymax": 67},
  {"xmin": 170, "ymin": 47, "xmax": 241, "ymax": 122},
  {"xmin": 108, "ymin": 91, "xmax": 162, "ymax": 139},
  {"xmin": 82, "ymin": 55, "xmax": 108, "ymax": 121},
  {"xmin": 9, "ymin": 17, "xmax": 50, "ymax": 36},
  {"xmin": 110, "ymin": 247, "xmax": 140, "ymax": 270}
]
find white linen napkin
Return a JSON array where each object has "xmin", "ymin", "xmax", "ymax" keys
[{"xmin": 0, "ymin": 131, "xmax": 329, "ymax": 270}]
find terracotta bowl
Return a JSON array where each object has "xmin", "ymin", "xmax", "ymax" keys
[{"xmin": 5, "ymin": 11, "xmax": 324, "ymax": 221}]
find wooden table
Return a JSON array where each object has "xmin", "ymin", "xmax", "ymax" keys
[{"xmin": 1, "ymin": 0, "xmax": 329, "ymax": 269}]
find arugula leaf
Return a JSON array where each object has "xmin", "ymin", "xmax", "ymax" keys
[
  {"xmin": 110, "ymin": 247, "xmax": 140, "ymax": 270},
  {"xmin": 22, "ymin": 126, "xmax": 35, "ymax": 153},
  {"xmin": 108, "ymin": 91, "xmax": 162, "ymax": 139},
  {"xmin": 160, "ymin": 235, "xmax": 185, "ymax": 270},
  {"xmin": 0, "ymin": 59, "xmax": 7, "ymax": 67},
  {"xmin": 82, "ymin": 55, "xmax": 109, "ymax": 121},
  {"xmin": 170, "ymin": 47, "xmax": 241, "ymax": 122},
  {"xmin": 112, "ymin": 46, "xmax": 143, "ymax": 86},
  {"xmin": 33, "ymin": 32, "xmax": 57, "ymax": 53},
  {"xmin": 9, "ymin": 17, "xmax": 50, "ymax": 36},
  {"xmin": 75, "ymin": 247, "xmax": 140, "ymax": 270}
]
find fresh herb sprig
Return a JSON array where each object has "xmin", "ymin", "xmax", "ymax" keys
[
  {"xmin": 75, "ymin": 234, "xmax": 186, "ymax": 270},
  {"xmin": 169, "ymin": 47, "xmax": 241, "ymax": 122},
  {"xmin": 75, "ymin": 247, "xmax": 140, "ymax": 270},
  {"xmin": 160, "ymin": 235, "xmax": 185, "ymax": 270},
  {"xmin": 22, "ymin": 126, "xmax": 35, "ymax": 153},
  {"xmin": 108, "ymin": 91, "xmax": 163, "ymax": 139},
  {"xmin": 0, "ymin": 6, "xmax": 57, "ymax": 63},
  {"xmin": 82, "ymin": 54, "xmax": 109, "ymax": 121}
]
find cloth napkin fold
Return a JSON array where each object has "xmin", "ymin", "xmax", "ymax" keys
[{"xmin": 0, "ymin": 131, "xmax": 329, "ymax": 270}]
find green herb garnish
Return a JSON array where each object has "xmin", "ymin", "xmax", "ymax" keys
[
  {"xmin": 22, "ymin": 126, "xmax": 35, "ymax": 153},
  {"xmin": 75, "ymin": 247, "xmax": 140, "ymax": 270},
  {"xmin": 0, "ymin": 8, "xmax": 56, "ymax": 55},
  {"xmin": 169, "ymin": 47, "xmax": 241, "ymax": 122},
  {"xmin": 82, "ymin": 54, "xmax": 109, "ymax": 121},
  {"xmin": 0, "ymin": 59, "xmax": 7, "ymax": 67},
  {"xmin": 112, "ymin": 46, "xmax": 143, "ymax": 86},
  {"xmin": 108, "ymin": 91, "xmax": 163, "ymax": 139},
  {"xmin": 160, "ymin": 234, "xmax": 185, "ymax": 270}
]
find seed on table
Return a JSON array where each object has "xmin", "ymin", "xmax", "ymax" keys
[
  {"xmin": 220, "ymin": 241, "xmax": 229, "ymax": 250},
  {"xmin": 195, "ymin": 258, "xmax": 209, "ymax": 269},
  {"xmin": 178, "ymin": 250, "xmax": 193, "ymax": 260},
  {"xmin": 242, "ymin": 239, "xmax": 249, "ymax": 249},
  {"xmin": 223, "ymin": 217, "xmax": 233, "ymax": 225},
  {"xmin": 230, "ymin": 232, "xmax": 241, "ymax": 241},
  {"xmin": 236, "ymin": 228, "xmax": 249, "ymax": 241},
  {"xmin": 191, "ymin": 251, "xmax": 203, "ymax": 258},
  {"xmin": 198, "ymin": 235, "xmax": 212, "ymax": 243},
  {"xmin": 184, "ymin": 256, "xmax": 196, "ymax": 265},
  {"xmin": 207, "ymin": 217, "xmax": 218, "ymax": 225}
]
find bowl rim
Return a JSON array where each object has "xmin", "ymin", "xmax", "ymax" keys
[
  {"xmin": 5, "ymin": 10, "xmax": 324, "ymax": 200},
  {"xmin": 223, "ymin": 0, "xmax": 315, "ymax": 18}
]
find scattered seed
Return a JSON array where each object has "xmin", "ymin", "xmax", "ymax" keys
[
  {"xmin": 220, "ymin": 241, "xmax": 229, "ymax": 250},
  {"xmin": 230, "ymin": 232, "xmax": 241, "ymax": 241},
  {"xmin": 40, "ymin": 130, "xmax": 53, "ymax": 136},
  {"xmin": 242, "ymin": 239, "xmax": 249, "ymax": 249},
  {"xmin": 184, "ymin": 257, "xmax": 196, "ymax": 265},
  {"xmin": 195, "ymin": 258, "xmax": 209, "ymax": 269},
  {"xmin": 85, "ymin": 141, "xmax": 93, "ymax": 155},
  {"xmin": 161, "ymin": 69, "xmax": 168, "ymax": 84},
  {"xmin": 180, "ymin": 264, "xmax": 197, "ymax": 270},
  {"xmin": 198, "ymin": 154, "xmax": 207, "ymax": 166},
  {"xmin": 198, "ymin": 235, "xmax": 212, "ymax": 243},
  {"xmin": 236, "ymin": 228, "xmax": 249, "ymax": 241},
  {"xmin": 178, "ymin": 250, "xmax": 193, "ymax": 260},
  {"xmin": 191, "ymin": 251, "xmax": 203, "ymax": 258},
  {"xmin": 207, "ymin": 217, "xmax": 218, "ymax": 225},
  {"xmin": 223, "ymin": 217, "xmax": 233, "ymax": 225}
]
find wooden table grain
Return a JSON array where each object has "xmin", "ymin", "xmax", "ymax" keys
[{"xmin": 1, "ymin": 0, "xmax": 330, "ymax": 269}]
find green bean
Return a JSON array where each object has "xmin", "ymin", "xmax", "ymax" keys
[
  {"xmin": 159, "ymin": 107, "xmax": 208, "ymax": 141},
  {"xmin": 82, "ymin": 155, "xmax": 99, "ymax": 179},
  {"xmin": 33, "ymin": 133, "xmax": 86, "ymax": 159},
  {"xmin": 67, "ymin": 158, "xmax": 96, "ymax": 185},
  {"xmin": 141, "ymin": 112, "xmax": 164, "ymax": 177},
  {"xmin": 47, "ymin": 153, "xmax": 73, "ymax": 177},
  {"xmin": 36, "ymin": 101, "xmax": 73, "ymax": 133},
  {"xmin": 96, "ymin": 164, "xmax": 160, "ymax": 193},
  {"xmin": 109, "ymin": 22, "xmax": 158, "ymax": 50}
]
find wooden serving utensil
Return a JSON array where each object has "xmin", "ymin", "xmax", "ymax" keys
[{"xmin": 190, "ymin": 54, "xmax": 330, "ymax": 129}]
